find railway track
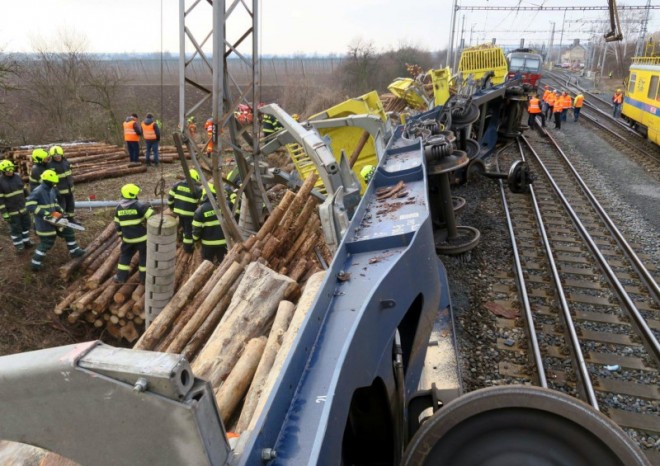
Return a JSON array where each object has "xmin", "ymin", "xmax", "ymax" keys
[
  {"xmin": 478, "ymin": 126, "xmax": 660, "ymax": 463},
  {"xmin": 543, "ymin": 72, "xmax": 660, "ymax": 180}
]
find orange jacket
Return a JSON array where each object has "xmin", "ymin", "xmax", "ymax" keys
[
  {"xmin": 546, "ymin": 93, "xmax": 556, "ymax": 106},
  {"xmin": 542, "ymin": 89, "xmax": 551, "ymax": 102},
  {"xmin": 562, "ymin": 95, "xmax": 572, "ymax": 108},
  {"xmin": 553, "ymin": 95, "xmax": 563, "ymax": 112},
  {"xmin": 612, "ymin": 92, "xmax": 623, "ymax": 104},
  {"xmin": 528, "ymin": 97, "xmax": 541, "ymax": 114},
  {"xmin": 123, "ymin": 120, "xmax": 140, "ymax": 142},
  {"xmin": 142, "ymin": 122, "xmax": 157, "ymax": 141}
]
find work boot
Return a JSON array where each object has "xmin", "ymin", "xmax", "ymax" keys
[
  {"xmin": 31, "ymin": 264, "xmax": 41, "ymax": 272},
  {"xmin": 113, "ymin": 275, "xmax": 125, "ymax": 284},
  {"xmin": 15, "ymin": 245, "xmax": 25, "ymax": 254},
  {"xmin": 24, "ymin": 241, "xmax": 34, "ymax": 249},
  {"xmin": 70, "ymin": 248, "xmax": 85, "ymax": 258}
]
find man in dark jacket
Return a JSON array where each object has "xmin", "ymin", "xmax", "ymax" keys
[
  {"xmin": 114, "ymin": 183, "xmax": 154, "ymax": 283},
  {"xmin": 47, "ymin": 145, "xmax": 76, "ymax": 220},
  {"xmin": 167, "ymin": 169, "xmax": 202, "ymax": 253},
  {"xmin": 141, "ymin": 113, "xmax": 161, "ymax": 166},
  {"xmin": 25, "ymin": 170, "xmax": 85, "ymax": 271},
  {"xmin": 192, "ymin": 183, "xmax": 227, "ymax": 263},
  {"xmin": 29, "ymin": 148, "xmax": 51, "ymax": 191},
  {"xmin": 0, "ymin": 160, "xmax": 33, "ymax": 252}
]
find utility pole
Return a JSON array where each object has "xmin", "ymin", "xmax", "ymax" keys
[
  {"xmin": 558, "ymin": 10, "xmax": 567, "ymax": 64},
  {"xmin": 635, "ymin": 0, "xmax": 652, "ymax": 56},
  {"xmin": 549, "ymin": 21, "xmax": 556, "ymax": 65},
  {"xmin": 447, "ymin": 0, "xmax": 459, "ymax": 71},
  {"xmin": 460, "ymin": 14, "xmax": 466, "ymax": 56},
  {"xmin": 470, "ymin": 23, "xmax": 475, "ymax": 47}
]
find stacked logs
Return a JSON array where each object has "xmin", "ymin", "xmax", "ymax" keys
[
  {"xmin": 132, "ymin": 173, "xmax": 332, "ymax": 431},
  {"xmin": 5, "ymin": 143, "xmax": 182, "ymax": 183},
  {"xmin": 54, "ymin": 221, "xmax": 203, "ymax": 343}
]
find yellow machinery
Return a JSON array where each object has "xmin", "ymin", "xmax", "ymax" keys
[
  {"xmin": 286, "ymin": 91, "xmax": 386, "ymax": 193},
  {"xmin": 457, "ymin": 44, "xmax": 508, "ymax": 86},
  {"xmin": 622, "ymin": 54, "xmax": 660, "ymax": 145},
  {"xmin": 387, "ymin": 67, "xmax": 453, "ymax": 109}
]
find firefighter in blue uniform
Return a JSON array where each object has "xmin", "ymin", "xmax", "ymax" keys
[
  {"xmin": 114, "ymin": 183, "xmax": 154, "ymax": 284},
  {"xmin": 167, "ymin": 169, "xmax": 202, "ymax": 253},
  {"xmin": 192, "ymin": 182, "xmax": 227, "ymax": 263},
  {"xmin": 29, "ymin": 148, "xmax": 51, "ymax": 192},
  {"xmin": 262, "ymin": 113, "xmax": 283, "ymax": 138},
  {"xmin": 25, "ymin": 170, "xmax": 85, "ymax": 271},
  {"xmin": 0, "ymin": 160, "xmax": 33, "ymax": 252},
  {"xmin": 47, "ymin": 145, "xmax": 76, "ymax": 220}
]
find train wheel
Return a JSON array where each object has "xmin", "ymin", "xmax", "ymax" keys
[{"xmin": 402, "ymin": 386, "xmax": 649, "ymax": 466}]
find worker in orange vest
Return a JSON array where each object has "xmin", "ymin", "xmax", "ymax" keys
[
  {"xmin": 123, "ymin": 114, "xmax": 142, "ymax": 163},
  {"xmin": 573, "ymin": 93, "xmax": 584, "ymax": 122},
  {"xmin": 612, "ymin": 89, "xmax": 623, "ymax": 118},
  {"xmin": 545, "ymin": 89, "xmax": 556, "ymax": 120},
  {"xmin": 541, "ymin": 84, "xmax": 551, "ymax": 116},
  {"xmin": 527, "ymin": 93, "xmax": 544, "ymax": 129},
  {"xmin": 560, "ymin": 91, "xmax": 572, "ymax": 122},
  {"xmin": 204, "ymin": 117, "xmax": 214, "ymax": 156},
  {"xmin": 141, "ymin": 113, "xmax": 161, "ymax": 166},
  {"xmin": 552, "ymin": 91, "xmax": 563, "ymax": 129}
]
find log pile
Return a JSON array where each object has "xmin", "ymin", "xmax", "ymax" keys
[
  {"xmin": 5, "ymin": 142, "xmax": 183, "ymax": 183},
  {"xmin": 133, "ymin": 173, "xmax": 333, "ymax": 432},
  {"xmin": 53, "ymin": 221, "xmax": 203, "ymax": 343}
]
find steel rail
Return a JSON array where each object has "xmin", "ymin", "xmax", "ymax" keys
[
  {"xmin": 495, "ymin": 144, "xmax": 547, "ymax": 388},
  {"xmin": 532, "ymin": 127, "xmax": 660, "ymax": 365},
  {"xmin": 518, "ymin": 135, "xmax": 599, "ymax": 408}
]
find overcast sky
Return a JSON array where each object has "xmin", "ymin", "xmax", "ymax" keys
[{"xmin": 0, "ymin": 1, "xmax": 658, "ymax": 56}]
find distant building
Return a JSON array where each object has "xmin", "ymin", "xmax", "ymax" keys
[{"xmin": 560, "ymin": 40, "xmax": 587, "ymax": 67}]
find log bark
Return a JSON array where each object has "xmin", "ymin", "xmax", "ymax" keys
[
  {"xmin": 75, "ymin": 165, "xmax": 147, "ymax": 184},
  {"xmin": 113, "ymin": 272, "xmax": 140, "ymax": 304},
  {"xmin": 134, "ymin": 260, "xmax": 215, "ymax": 350},
  {"xmin": 85, "ymin": 246, "xmax": 121, "ymax": 289},
  {"xmin": 191, "ymin": 262, "xmax": 296, "ymax": 385},
  {"xmin": 82, "ymin": 237, "xmax": 120, "ymax": 272},
  {"xmin": 120, "ymin": 321, "xmax": 140, "ymax": 343},
  {"xmin": 255, "ymin": 190, "xmax": 295, "ymax": 241},
  {"xmin": 131, "ymin": 284, "xmax": 145, "ymax": 302},
  {"xmin": 58, "ymin": 222, "xmax": 116, "ymax": 280},
  {"xmin": 92, "ymin": 282, "xmax": 122, "ymax": 314},
  {"xmin": 214, "ymin": 336, "xmax": 267, "ymax": 425},
  {"xmin": 250, "ymin": 271, "xmax": 326, "ymax": 427},
  {"xmin": 235, "ymin": 300, "xmax": 295, "ymax": 433},
  {"xmin": 54, "ymin": 289, "xmax": 83, "ymax": 315},
  {"xmin": 165, "ymin": 261, "xmax": 244, "ymax": 354}
]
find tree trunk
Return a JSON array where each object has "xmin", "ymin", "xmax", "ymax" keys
[
  {"xmin": 85, "ymin": 246, "xmax": 121, "ymax": 289},
  {"xmin": 191, "ymin": 262, "xmax": 295, "ymax": 385},
  {"xmin": 214, "ymin": 336, "xmax": 267, "ymax": 425},
  {"xmin": 235, "ymin": 300, "xmax": 295, "ymax": 433},
  {"xmin": 134, "ymin": 260, "xmax": 215, "ymax": 350}
]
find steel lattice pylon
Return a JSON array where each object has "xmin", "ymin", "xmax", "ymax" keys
[{"xmin": 178, "ymin": 0, "xmax": 267, "ymax": 241}]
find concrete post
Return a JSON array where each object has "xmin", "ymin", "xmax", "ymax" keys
[{"xmin": 145, "ymin": 214, "xmax": 178, "ymax": 327}]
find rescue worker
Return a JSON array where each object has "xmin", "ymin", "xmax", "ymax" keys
[
  {"xmin": 123, "ymin": 114, "xmax": 142, "ymax": 163},
  {"xmin": 192, "ymin": 182, "xmax": 227, "ymax": 263},
  {"xmin": 545, "ymin": 89, "xmax": 556, "ymax": 120},
  {"xmin": 527, "ymin": 93, "xmax": 544, "ymax": 128},
  {"xmin": 560, "ymin": 91, "xmax": 572, "ymax": 122},
  {"xmin": 612, "ymin": 89, "xmax": 624, "ymax": 118},
  {"xmin": 360, "ymin": 165, "xmax": 376, "ymax": 184},
  {"xmin": 541, "ymin": 85, "xmax": 551, "ymax": 116},
  {"xmin": 0, "ymin": 160, "xmax": 33, "ymax": 252},
  {"xmin": 573, "ymin": 93, "xmax": 585, "ymax": 122},
  {"xmin": 262, "ymin": 112, "xmax": 283, "ymax": 138},
  {"xmin": 167, "ymin": 169, "xmax": 202, "ymax": 253},
  {"xmin": 142, "ymin": 113, "xmax": 161, "ymax": 166},
  {"xmin": 29, "ymin": 148, "xmax": 51, "ymax": 191},
  {"xmin": 552, "ymin": 91, "xmax": 563, "ymax": 130},
  {"xmin": 26, "ymin": 170, "xmax": 85, "ymax": 271},
  {"xmin": 187, "ymin": 116, "xmax": 197, "ymax": 140},
  {"xmin": 114, "ymin": 183, "xmax": 154, "ymax": 284},
  {"xmin": 205, "ymin": 117, "xmax": 214, "ymax": 156},
  {"xmin": 47, "ymin": 145, "xmax": 76, "ymax": 220}
]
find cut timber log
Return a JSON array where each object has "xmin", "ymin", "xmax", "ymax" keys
[
  {"xmin": 85, "ymin": 246, "xmax": 121, "ymax": 289},
  {"xmin": 249, "ymin": 271, "xmax": 326, "ymax": 429},
  {"xmin": 58, "ymin": 222, "xmax": 116, "ymax": 280},
  {"xmin": 191, "ymin": 262, "xmax": 296, "ymax": 386},
  {"xmin": 214, "ymin": 336, "xmax": 266, "ymax": 425},
  {"xmin": 134, "ymin": 260, "xmax": 215, "ymax": 350},
  {"xmin": 74, "ymin": 165, "xmax": 147, "ymax": 184},
  {"xmin": 165, "ymin": 261, "xmax": 245, "ymax": 354},
  {"xmin": 113, "ymin": 273, "xmax": 140, "ymax": 304},
  {"xmin": 82, "ymin": 237, "xmax": 120, "ymax": 272},
  {"xmin": 235, "ymin": 300, "xmax": 295, "ymax": 433}
]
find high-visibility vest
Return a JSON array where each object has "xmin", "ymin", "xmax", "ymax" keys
[
  {"xmin": 562, "ymin": 95, "xmax": 572, "ymax": 108},
  {"xmin": 574, "ymin": 95, "xmax": 584, "ymax": 108},
  {"xmin": 123, "ymin": 121, "xmax": 140, "ymax": 142},
  {"xmin": 546, "ymin": 93, "xmax": 556, "ymax": 106},
  {"xmin": 542, "ymin": 89, "xmax": 551, "ymax": 102},
  {"xmin": 553, "ymin": 96, "xmax": 563, "ymax": 112},
  {"xmin": 613, "ymin": 93, "xmax": 623, "ymax": 104},
  {"xmin": 528, "ymin": 98, "xmax": 541, "ymax": 114},
  {"xmin": 141, "ymin": 122, "xmax": 157, "ymax": 141}
]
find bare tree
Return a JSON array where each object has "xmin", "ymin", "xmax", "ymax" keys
[
  {"xmin": 340, "ymin": 39, "xmax": 380, "ymax": 96},
  {"xmin": 0, "ymin": 49, "xmax": 20, "ymax": 145}
]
